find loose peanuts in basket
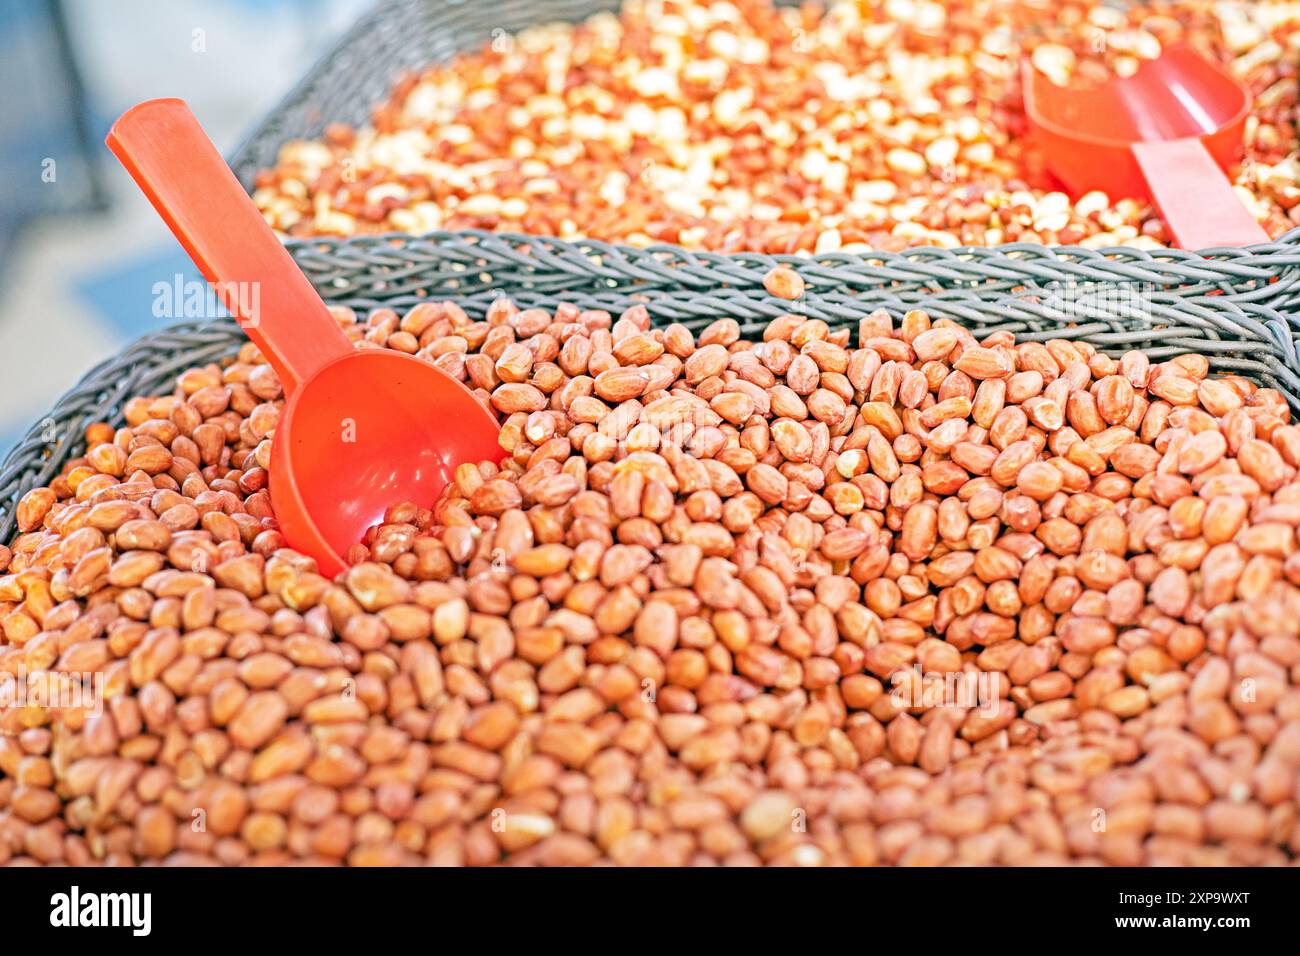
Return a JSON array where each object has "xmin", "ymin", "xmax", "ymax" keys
[
  {"xmin": 254, "ymin": 0, "xmax": 1300, "ymax": 252},
  {"xmin": 3, "ymin": 295, "xmax": 1300, "ymax": 866}
]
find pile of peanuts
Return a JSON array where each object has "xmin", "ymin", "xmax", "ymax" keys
[
  {"xmin": 253, "ymin": 0, "xmax": 1300, "ymax": 252},
  {"xmin": 2, "ymin": 284, "xmax": 1299, "ymax": 866}
]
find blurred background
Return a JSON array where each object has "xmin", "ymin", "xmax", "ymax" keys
[{"xmin": 0, "ymin": 0, "xmax": 371, "ymax": 457}]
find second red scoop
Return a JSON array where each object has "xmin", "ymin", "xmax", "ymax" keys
[
  {"xmin": 107, "ymin": 99, "xmax": 504, "ymax": 578},
  {"xmin": 1023, "ymin": 43, "xmax": 1269, "ymax": 249}
]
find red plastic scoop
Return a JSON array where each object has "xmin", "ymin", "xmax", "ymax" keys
[
  {"xmin": 107, "ymin": 99, "xmax": 503, "ymax": 578},
  {"xmin": 1023, "ymin": 43, "xmax": 1269, "ymax": 249}
]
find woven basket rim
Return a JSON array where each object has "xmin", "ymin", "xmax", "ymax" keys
[{"xmin": 281, "ymin": 225, "xmax": 1300, "ymax": 274}]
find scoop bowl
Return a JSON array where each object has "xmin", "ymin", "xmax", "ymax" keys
[{"xmin": 272, "ymin": 349, "xmax": 503, "ymax": 578}]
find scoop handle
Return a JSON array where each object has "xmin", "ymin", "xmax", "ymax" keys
[
  {"xmin": 106, "ymin": 98, "xmax": 352, "ymax": 394},
  {"xmin": 1130, "ymin": 138, "xmax": 1270, "ymax": 250}
]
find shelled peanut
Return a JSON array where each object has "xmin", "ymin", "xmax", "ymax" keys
[
  {"xmin": 254, "ymin": 0, "xmax": 1300, "ymax": 252},
  {"xmin": 3, "ymin": 297, "xmax": 1300, "ymax": 866}
]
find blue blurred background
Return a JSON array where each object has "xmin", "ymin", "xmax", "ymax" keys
[{"xmin": 0, "ymin": 0, "xmax": 370, "ymax": 455}]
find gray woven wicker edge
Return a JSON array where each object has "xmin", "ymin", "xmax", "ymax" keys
[{"xmin": 5, "ymin": 226, "xmax": 1300, "ymax": 543}]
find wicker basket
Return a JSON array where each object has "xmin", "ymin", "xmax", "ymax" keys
[{"xmin": 5, "ymin": 227, "xmax": 1300, "ymax": 543}]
